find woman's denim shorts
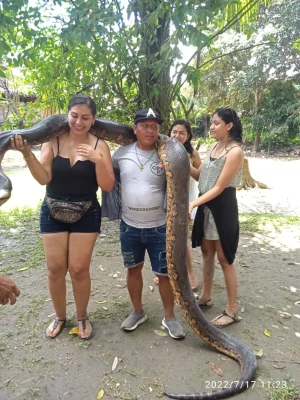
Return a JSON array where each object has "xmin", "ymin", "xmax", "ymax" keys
[
  {"xmin": 119, "ymin": 219, "xmax": 167, "ymax": 276},
  {"xmin": 40, "ymin": 194, "xmax": 101, "ymax": 234}
]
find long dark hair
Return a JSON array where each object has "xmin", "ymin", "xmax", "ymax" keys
[
  {"xmin": 214, "ymin": 107, "xmax": 243, "ymax": 143},
  {"xmin": 67, "ymin": 94, "xmax": 97, "ymax": 117},
  {"xmin": 168, "ymin": 119, "xmax": 194, "ymax": 157}
]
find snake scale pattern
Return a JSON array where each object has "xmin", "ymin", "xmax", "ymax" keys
[{"xmin": 0, "ymin": 115, "xmax": 257, "ymax": 399}]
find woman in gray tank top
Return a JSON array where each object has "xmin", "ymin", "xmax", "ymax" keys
[{"xmin": 190, "ymin": 107, "xmax": 244, "ymax": 328}]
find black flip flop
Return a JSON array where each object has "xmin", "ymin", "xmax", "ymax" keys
[
  {"xmin": 198, "ymin": 299, "xmax": 213, "ymax": 309},
  {"xmin": 78, "ymin": 318, "xmax": 94, "ymax": 340},
  {"xmin": 44, "ymin": 317, "xmax": 66, "ymax": 339},
  {"xmin": 211, "ymin": 310, "xmax": 241, "ymax": 328}
]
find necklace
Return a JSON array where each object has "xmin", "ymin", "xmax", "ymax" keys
[
  {"xmin": 211, "ymin": 137, "xmax": 233, "ymax": 158},
  {"xmin": 135, "ymin": 143, "xmax": 156, "ymax": 171},
  {"xmin": 207, "ymin": 138, "xmax": 234, "ymax": 169},
  {"xmin": 218, "ymin": 137, "xmax": 232, "ymax": 144}
]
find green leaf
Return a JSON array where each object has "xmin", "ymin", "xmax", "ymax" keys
[{"xmin": 154, "ymin": 330, "xmax": 168, "ymax": 337}]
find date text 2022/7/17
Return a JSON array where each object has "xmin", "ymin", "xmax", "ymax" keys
[{"xmin": 205, "ymin": 381, "xmax": 287, "ymax": 389}]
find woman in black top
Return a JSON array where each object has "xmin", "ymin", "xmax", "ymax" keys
[{"xmin": 11, "ymin": 94, "xmax": 115, "ymax": 339}]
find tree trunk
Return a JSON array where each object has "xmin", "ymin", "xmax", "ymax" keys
[
  {"xmin": 239, "ymin": 158, "xmax": 268, "ymax": 189},
  {"xmin": 252, "ymin": 133, "xmax": 260, "ymax": 152},
  {"xmin": 134, "ymin": 0, "xmax": 171, "ymax": 130}
]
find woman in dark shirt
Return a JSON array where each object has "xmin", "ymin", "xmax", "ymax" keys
[{"xmin": 11, "ymin": 94, "xmax": 115, "ymax": 339}]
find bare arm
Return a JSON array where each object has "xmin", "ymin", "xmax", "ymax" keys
[
  {"xmin": 190, "ymin": 162, "xmax": 202, "ymax": 181},
  {"xmin": 191, "ymin": 148, "xmax": 202, "ymax": 169},
  {"xmin": 76, "ymin": 140, "xmax": 115, "ymax": 192},
  {"xmin": 94, "ymin": 141, "xmax": 115, "ymax": 191},
  {"xmin": 189, "ymin": 149, "xmax": 202, "ymax": 181},
  {"xmin": 189, "ymin": 147, "xmax": 243, "ymax": 215},
  {"xmin": 11, "ymin": 135, "xmax": 53, "ymax": 185}
]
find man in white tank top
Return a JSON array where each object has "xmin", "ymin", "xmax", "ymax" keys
[{"xmin": 114, "ymin": 108, "xmax": 185, "ymax": 339}]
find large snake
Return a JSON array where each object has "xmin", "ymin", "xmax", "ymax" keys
[{"xmin": 0, "ymin": 115, "xmax": 257, "ymax": 399}]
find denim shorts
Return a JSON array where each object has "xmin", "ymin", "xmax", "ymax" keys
[
  {"xmin": 119, "ymin": 220, "xmax": 167, "ymax": 276},
  {"xmin": 40, "ymin": 194, "xmax": 101, "ymax": 234}
]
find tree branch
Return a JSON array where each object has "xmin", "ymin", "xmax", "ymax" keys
[
  {"xmin": 199, "ymin": 41, "xmax": 276, "ymax": 70},
  {"xmin": 112, "ymin": 0, "xmax": 141, "ymax": 87},
  {"xmin": 174, "ymin": 41, "xmax": 277, "ymax": 98},
  {"xmin": 170, "ymin": 0, "xmax": 261, "ymax": 100},
  {"xmin": 106, "ymin": 64, "xmax": 128, "ymax": 106}
]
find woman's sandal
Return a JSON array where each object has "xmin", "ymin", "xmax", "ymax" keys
[
  {"xmin": 211, "ymin": 310, "xmax": 241, "ymax": 328},
  {"xmin": 44, "ymin": 317, "xmax": 66, "ymax": 339},
  {"xmin": 78, "ymin": 317, "xmax": 94, "ymax": 340},
  {"xmin": 198, "ymin": 299, "xmax": 213, "ymax": 309}
]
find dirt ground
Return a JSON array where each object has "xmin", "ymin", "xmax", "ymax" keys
[{"xmin": 0, "ymin": 151, "xmax": 300, "ymax": 400}]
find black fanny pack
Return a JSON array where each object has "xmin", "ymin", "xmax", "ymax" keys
[{"xmin": 45, "ymin": 195, "xmax": 92, "ymax": 224}]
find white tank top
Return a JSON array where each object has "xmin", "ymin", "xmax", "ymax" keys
[{"xmin": 113, "ymin": 143, "xmax": 166, "ymax": 228}]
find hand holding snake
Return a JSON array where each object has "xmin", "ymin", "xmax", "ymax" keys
[{"xmin": 10, "ymin": 134, "xmax": 32, "ymax": 158}]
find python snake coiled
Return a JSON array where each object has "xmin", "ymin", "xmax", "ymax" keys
[{"xmin": 0, "ymin": 115, "xmax": 257, "ymax": 399}]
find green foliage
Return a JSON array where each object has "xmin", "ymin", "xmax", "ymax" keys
[
  {"xmin": 240, "ymin": 214, "xmax": 300, "ymax": 234},
  {"xmin": 188, "ymin": 0, "xmax": 300, "ymax": 148},
  {"xmin": 0, "ymin": 206, "xmax": 39, "ymax": 229},
  {"xmin": 267, "ymin": 378, "xmax": 299, "ymax": 400},
  {"xmin": 1, "ymin": 0, "xmax": 274, "ymax": 125},
  {"xmin": 0, "ymin": 205, "xmax": 44, "ymax": 273},
  {"xmin": 1, "ymin": 0, "xmax": 299, "ymax": 151},
  {"xmin": 244, "ymin": 80, "xmax": 300, "ymax": 148},
  {"xmin": 2, "ymin": 101, "xmax": 42, "ymax": 130}
]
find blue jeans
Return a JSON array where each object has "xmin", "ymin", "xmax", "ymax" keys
[
  {"xmin": 40, "ymin": 194, "xmax": 101, "ymax": 234},
  {"xmin": 119, "ymin": 220, "xmax": 167, "ymax": 276}
]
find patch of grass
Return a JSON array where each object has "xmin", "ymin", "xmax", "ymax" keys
[
  {"xmin": 75, "ymin": 341, "xmax": 92, "ymax": 349},
  {"xmin": 20, "ymin": 356, "xmax": 47, "ymax": 370},
  {"xmin": 240, "ymin": 214, "xmax": 300, "ymax": 233},
  {"xmin": 267, "ymin": 378, "xmax": 299, "ymax": 400},
  {"xmin": 103, "ymin": 375, "xmax": 137, "ymax": 400},
  {"xmin": 106, "ymin": 237, "xmax": 121, "ymax": 244},
  {"xmin": 28, "ymin": 386, "xmax": 41, "ymax": 399},
  {"xmin": 95, "ymin": 249, "xmax": 113, "ymax": 257},
  {"xmin": 139, "ymin": 377, "xmax": 164, "ymax": 398},
  {"xmin": 28, "ymin": 296, "xmax": 46, "ymax": 316},
  {"xmin": 0, "ymin": 239, "xmax": 45, "ymax": 273},
  {"xmin": 89, "ymin": 308, "xmax": 113, "ymax": 320},
  {"xmin": 15, "ymin": 296, "xmax": 46, "ymax": 333},
  {"xmin": 243, "ymin": 327, "xmax": 255, "ymax": 340},
  {"xmin": 289, "ymin": 346, "xmax": 300, "ymax": 355},
  {"xmin": 0, "ymin": 206, "xmax": 44, "ymax": 272},
  {"xmin": 0, "ymin": 206, "xmax": 40, "ymax": 229},
  {"xmin": 112, "ymin": 297, "xmax": 129, "ymax": 312},
  {"xmin": 27, "ymin": 238, "xmax": 45, "ymax": 268},
  {"xmin": 0, "ymin": 265, "xmax": 15, "ymax": 274},
  {"xmin": 0, "ymin": 340, "xmax": 7, "ymax": 351}
]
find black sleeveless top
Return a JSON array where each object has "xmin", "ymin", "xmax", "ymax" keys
[{"xmin": 46, "ymin": 136, "xmax": 99, "ymax": 198}]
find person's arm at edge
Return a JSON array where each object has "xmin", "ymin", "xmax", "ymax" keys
[
  {"xmin": 0, "ymin": 274, "xmax": 21, "ymax": 305},
  {"xmin": 190, "ymin": 148, "xmax": 202, "ymax": 180},
  {"xmin": 26, "ymin": 141, "xmax": 53, "ymax": 185},
  {"xmin": 95, "ymin": 140, "xmax": 115, "ymax": 192},
  {"xmin": 10, "ymin": 135, "xmax": 53, "ymax": 185}
]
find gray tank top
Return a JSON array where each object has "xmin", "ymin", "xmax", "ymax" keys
[{"xmin": 198, "ymin": 144, "xmax": 242, "ymax": 194}]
